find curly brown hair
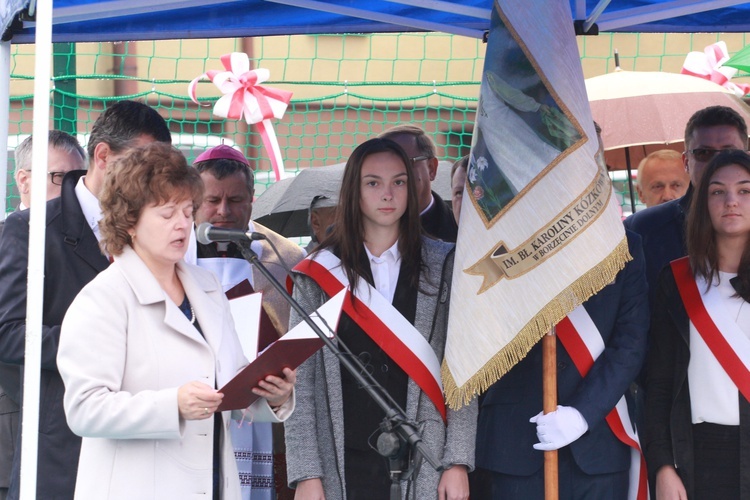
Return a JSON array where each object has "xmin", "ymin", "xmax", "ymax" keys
[{"xmin": 99, "ymin": 142, "xmax": 204, "ymax": 256}]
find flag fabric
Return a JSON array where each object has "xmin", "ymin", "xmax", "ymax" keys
[{"xmin": 442, "ymin": 0, "xmax": 631, "ymax": 408}]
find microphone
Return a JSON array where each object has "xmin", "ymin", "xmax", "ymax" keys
[{"xmin": 196, "ymin": 222, "xmax": 266, "ymax": 245}]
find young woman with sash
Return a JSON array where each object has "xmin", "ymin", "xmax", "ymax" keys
[
  {"xmin": 645, "ymin": 149, "xmax": 750, "ymax": 500},
  {"xmin": 284, "ymin": 138, "xmax": 476, "ymax": 499}
]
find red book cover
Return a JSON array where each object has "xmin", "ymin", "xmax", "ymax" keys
[
  {"xmin": 218, "ymin": 289, "xmax": 346, "ymax": 411},
  {"xmin": 218, "ymin": 338, "xmax": 327, "ymax": 411}
]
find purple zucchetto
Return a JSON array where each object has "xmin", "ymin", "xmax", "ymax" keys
[{"xmin": 194, "ymin": 144, "xmax": 250, "ymax": 166}]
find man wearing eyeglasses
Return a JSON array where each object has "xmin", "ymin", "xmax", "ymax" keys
[
  {"xmin": 11, "ymin": 130, "xmax": 86, "ymax": 211},
  {"xmin": 625, "ymin": 105, "xmax": 748, "ymax": 298},
  {"xmin": 379, "ymin": 124, "xmax": 459, "ymax": 242},
  {"xmin": 0, "ymin": 130, "xmax": 84, "ymax": 500}
]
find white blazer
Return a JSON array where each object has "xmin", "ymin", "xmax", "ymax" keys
[{"xmin": 58, "ymin": 246, "xmax": 292, "ymax": 500}]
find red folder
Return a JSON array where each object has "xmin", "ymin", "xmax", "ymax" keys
[
  {"xmin": 217, "ymin": 289, "xmax": 346, "ymax": 411},
  {"xmin": 218, "ymin": 336, "xmax": 328, "ymax": 411}
]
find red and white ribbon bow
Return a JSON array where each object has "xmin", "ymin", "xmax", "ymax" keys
[
  {"xmin": 682, "ymin": 41, "xmax": 750, "ymax": 97},
  {"xmin": 189, "ymin": 53, "xmax": 293, "ymax": 181}
]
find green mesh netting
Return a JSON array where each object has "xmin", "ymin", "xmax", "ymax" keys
[{"xmin": 6, "ymin": 32, "xmax": 750, "ymax": 214}]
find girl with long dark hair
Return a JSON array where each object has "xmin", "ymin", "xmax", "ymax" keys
[
  {"xmin": 284, "ymin": 138, "xmax": 476, "ymax": 500},
  {"xmin": 645, "ymin": 149, "xmax": 750, "ymax": 499}
]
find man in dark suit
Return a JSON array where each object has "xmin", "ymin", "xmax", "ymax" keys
[
  {"xmin": 0, "ymin": 101, "xmax": 171, "ymax": 500},
  {"xmin": 624, "ymin": 105, "xmax": 748, "ymax": 300},
  {"xmin": 379, "ymin": 124, "xmax": 458, "ymax": 242},
  {"xmin": 0, "ymin": 369, "xmax": 18, "ymax": 500},
  {"xmin": 474, "ymin": 231, "xmax": 648, "ymax": 498},
  {"xmin": 0, "ymin": 130, "xmax": 86, "ymax": 500}
]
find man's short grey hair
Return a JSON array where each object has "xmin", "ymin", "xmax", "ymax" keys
[
  {"xmin": 636, "ymin": 149, "xmax": 683, "ymax": 185},
  {"xmin": 14, "ymin": 130, "xmax": 86, "ymax": 176}
]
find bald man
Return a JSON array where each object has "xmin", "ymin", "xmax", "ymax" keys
[{"xmin": 635, "ymin": 150, "xmax": 689, "ymax": 208}]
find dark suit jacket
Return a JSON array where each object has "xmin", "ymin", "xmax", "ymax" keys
[
  {"xmin": 623, "ymin": 187, "xmax": 692, "ymax": 303},
  {"xmin": 0, "ymin": 363, "xmax": 20, "ymax": 494},
  {"xmin": 643, "ymin": 264, "xmax": 750, "ymax": 498},
  {"xmin": 0, "ymin": 215, "xmax": 21, "ymax": 493},
  {"xmin": 420, "ymin": 191, "xmax": 458, "ymax": 243},
  {"xmin": 0, "ymin": 214, "xmax": 23, "ymax": 404},
  {"xmin": 0, "ymin": 170, "xmax": 109, "ymax": 499},
  {"xmin": 476, "ymin": 231, "xmax": 648, "ymax": 477}
]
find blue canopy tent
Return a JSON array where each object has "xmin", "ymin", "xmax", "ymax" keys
[
  {"xmin": 2, "ymin": 0, "xmax": 750, "ymax": 498},
  {"xmin": 4, "ymin": 0, "xmax": 750, "ymax": 43}
]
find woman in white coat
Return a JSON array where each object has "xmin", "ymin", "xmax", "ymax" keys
[{"xmin": 57, "ymin": 142, "xmax": 295, "ymax": 500}]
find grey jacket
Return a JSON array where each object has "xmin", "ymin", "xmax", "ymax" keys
[{"xmin": 284, "ymin": 237, "xmax": 477, "ymax": 499}]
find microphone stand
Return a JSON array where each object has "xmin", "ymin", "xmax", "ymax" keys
[{"xmin": 234, "ymin": 240, "xmax": 442, "ymax": 497}]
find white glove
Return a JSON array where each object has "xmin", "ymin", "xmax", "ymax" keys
[{"xmin": 529, "ymin": 405, "xmax": 588, "ymax": 451}]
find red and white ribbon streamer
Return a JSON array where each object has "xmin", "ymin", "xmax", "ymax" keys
[
  {"xmin": 189, "ymin": 53, "xmax": 293, "ymax": 181},
  {"xmin": 293, "ymin": 250, "xmax": 447, "ymax": 422},
  {"xmin": 557, "ymin": 307, "xmax": 649, "ymax": 500},
  {"xmin": 682, "ymin": 41, "xmax": 750, "ymax": 97}
]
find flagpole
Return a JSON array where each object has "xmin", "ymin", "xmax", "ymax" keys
[{"xmin": 543, "ymin": 327, "xmax": 558, "ymax": 500}]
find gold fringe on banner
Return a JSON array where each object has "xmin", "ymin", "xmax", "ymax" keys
[{"xmin": 442, "ymin": 236, "xmax": 632, "ymax": 409}]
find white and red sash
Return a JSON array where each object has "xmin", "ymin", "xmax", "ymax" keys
[
  {"xmin": 671, "ymin": 257, "xmax": 750, "ymax": 402},
  {"xmin": 293, "ymin": 250, "xmax": 447, "ymax": 422},
  {"xmin": 557, "ymin": 306, "xmax": 649, "ymax": 500}
]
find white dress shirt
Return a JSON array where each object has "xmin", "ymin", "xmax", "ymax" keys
[
  {"xmin": 75, "ymin": 176, "xmax": 103, "ymax": 242},
  {"xmin": 689, "ymin": 271, "xmax": 750, "ymax": 425},
  {"xmin": 364, "ymin": 240, "xmax": 401, "ymax": 304}
]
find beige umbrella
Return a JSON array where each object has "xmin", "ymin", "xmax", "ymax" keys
[
  {"xmin": 586, "ymin": 70, "xmax": 750, "ymax": 212},
  {"xmin": 586, "ymin": 70, "xmax": 750, "ymax": 171}
]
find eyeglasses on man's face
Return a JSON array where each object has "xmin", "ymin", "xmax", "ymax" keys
[
  {"xmin": 19, "ymin": 169, "xmax": 67, "ymax": 186},
  {"xmin": 48, "ymin": 171, "xmax": 66, "ymax": 186},
  {"xmin": 410, "ymin": 155, "xmax": 431, "ymax": 165},
  {"xmin": 686, "ymin": 148, "xmax": 744, "ymax": 163}
]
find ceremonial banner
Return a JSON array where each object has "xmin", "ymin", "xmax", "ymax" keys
[{"xmin": 443, "ymin": 0, "xmax": 631, "ymax": 408}]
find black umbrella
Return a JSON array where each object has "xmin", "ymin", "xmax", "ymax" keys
[{"xmin": 252, "ymin": 160, "xmax": 455, "ymax": 237}]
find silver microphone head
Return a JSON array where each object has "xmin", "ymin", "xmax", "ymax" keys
[{"xmin": 196, "ymin": 222, "xmax": 213, "ymax": 245}]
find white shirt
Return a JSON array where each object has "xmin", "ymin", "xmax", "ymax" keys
[
  {"xmin": 364, "ymin": 240, "xmax": 401, "ymax": 304},
  {"xmin": 75, "ymin": 176, "xmax": 103, "ymax": 242},
  {"xmin": 689, "ymin": 271, "xmax": 750, "ymax": 425},
  {"xmin": 419, "ymin": 194, "xmax": 435, "ymax": 217},
  {"xmin": 186, "ymin": 220, "xmax": 263, "ymax": 290}
]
